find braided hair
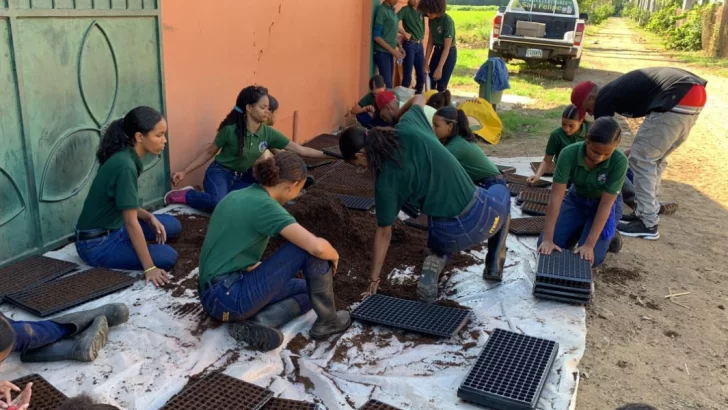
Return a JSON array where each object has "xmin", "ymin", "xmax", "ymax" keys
[{"xmin": 218, "ymin": 86, "xmax": 269, "ymax": 157}]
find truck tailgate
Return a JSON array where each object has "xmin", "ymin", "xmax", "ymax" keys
[{"xmin": 497, "ymin": 35, "xmax": 574, "ymax": 49}]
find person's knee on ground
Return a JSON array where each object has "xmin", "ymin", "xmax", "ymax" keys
[{"xmin": 152, "ymin": 245, "xmax": 179, "ymax": 271}]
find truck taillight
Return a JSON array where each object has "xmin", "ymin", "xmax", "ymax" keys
[
  {"xmin": 493, "ymin": 15, "xmax": 503, "ymax": 38},
  {"xmin": 574, "ymin": 22, "xmax": 585, "ymax": 46}
]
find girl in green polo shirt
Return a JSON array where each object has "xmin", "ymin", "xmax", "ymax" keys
[
  {"xmin": 198, "ymin": 152, "xmax": 350, "ymax": 351},
  {"xmin": 165, "ymin": 86, "xmax": 331, "ymax": 212},
  {"xmin": 398, "ymin": 0, "xmax": 426, "ymax": 94},
  {"xmin": 420, "ymin": 0, "xmax": 457, "ymax": 92},
  {"xmin": 538, "ymin": 117, "xmax": 627, "ymax": 267},
  {"xmin": 339, "ymin": 95, "xmax": 512, "ymax": 302},
  {"xmin": 75, "ymin": 106, "xmax": 181, "ymax": 287},
  {"xmin": 351, "ymin": 75, "xmax": 388, "ymax": 129},
  {"xmin": 528, "ymin": 104, "xmax": 588, "ymax": 185}
]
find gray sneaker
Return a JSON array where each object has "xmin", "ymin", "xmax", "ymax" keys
[{"xmin": 417, "ymin": 254, "xmax": 447, "ymax": 303}]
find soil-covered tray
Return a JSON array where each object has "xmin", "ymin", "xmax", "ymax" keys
[
  {"xmin": 0, "ymin": 256, "xmax": 78, "ymax": 302},
  {"xmin": 10, "ymin": 373, "xmax": 68, "ymax": 410},
  {"xmin": 530, "ymin": 161, "xmax": 555, "ymax": 176},
  {"xmin": 521, "ymin": 202, "xmax": 547, "ymax": 216},
  {"xmin": 505, "ymin": 174, "xmax": 551, "ymax": 188},
  {"xmin": 160, "ymin": 372, "xmax": 273, "ymax": 410},
  {"xmin": 5, "ymin": 268, "xmax": 136, "ymax": 317},
  {"xmin": 302, "ymin": 133, "xmax": 339, "ymax": 150},
  {"xmin": 509, "ymin": 217, "xmax": 545, "ymax": 236},
  {"xmin": 261, "ymin": 397, "xmax": 318, "ymax": 410},
  {"xmin": 496, "ymin": 164, "xmax": 517, "ymax": 175},
  {"xmin": 517, "ymin": 190, "xmax": 551, "ymax": 206}
]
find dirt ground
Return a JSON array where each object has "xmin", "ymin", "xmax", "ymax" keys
[{"xmin": 490, "ymin": 18, "xmax": 728, "ymax": 410}]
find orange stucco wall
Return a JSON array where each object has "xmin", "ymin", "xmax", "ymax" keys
[{"xmin": 161, "ymin": 0, "xmax": 370, "ymax": 186}]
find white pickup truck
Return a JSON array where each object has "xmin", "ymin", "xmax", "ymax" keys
[{"xmin": 488, "ymin": 0, "xmax": 588, "ymax": 80}]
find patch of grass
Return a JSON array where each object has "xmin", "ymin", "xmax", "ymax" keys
[
  {"xmin": 450, "ymin": 8, "xmax": 497, "ymax": 48},
  {"xmin": 499, "ymin": 108, "xmax": 563, "ymax": 140}
]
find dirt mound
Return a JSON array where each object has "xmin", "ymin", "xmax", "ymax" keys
[{"xmin": 598, "ymin": 266, "xmax": 642, "ymax": 285}]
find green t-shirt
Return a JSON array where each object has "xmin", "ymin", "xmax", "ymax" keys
[
  {"xmin": 373, "ymin": 2, "xmax": 399, "ymax": 52},
  {"xmin": 358, "ymin": 92, "xmax": 376, "ymax": 108},
  {"xmin": 553, "ymin": 142, "xmax": 628, "ymax": 200},
  {"xmin": 429, "ymin": 13, "xmax": 456, "ymax": 48},
  {"xmin": 398, "ymin": 5, "xmax": 425, "ymax": 41},
  {"xmin": 213, "ymin": 124, "xmax": 290, "ymax": 173},
  {"xmin": 445, "ymin": 136, "xmax": 501, "ymax": 183},
  {"xmin": 545, "ymin": 122, "xmax": 589, "ymax": 160},
  {"xmin": 76, "ymin": 149, "xmax": 142, "ymax": 230},
  {"xmin": 199, "ymin": 185, "xmax": 296, "ymax": 285},
  {"xmin": 375, "ymin": 106, "xmax": 476, "ymax": 227}
]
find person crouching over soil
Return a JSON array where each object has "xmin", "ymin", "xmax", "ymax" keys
[
  {"xmin": 198, "ymin": 151, "xmax": 350, "ymax": 351},
  {"xmin": 75, "ymin": 107, "xmax": 181, "ymax": 287},
  {"xmin": 339, "ymin": 95, "xmax": 511, "ymax": 303},
  {"xmin": 432, "ymin": 105, "xmax": 511, "ymax": 280},
  {"xmin": 538, "ymin": 117, "xmax": 626, "ymax": 267}
]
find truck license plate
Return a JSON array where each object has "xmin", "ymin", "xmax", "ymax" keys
[{"xmin": 525, "ymin": 48, "xmax": 543, "ymax": 58}]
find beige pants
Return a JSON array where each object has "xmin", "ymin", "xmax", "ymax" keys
[{"xmin": 629, "ymin": 111, "xmax": 699, "ymax": 228}]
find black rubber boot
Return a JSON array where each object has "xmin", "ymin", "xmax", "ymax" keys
[
  {"xmin": 306, "ymin": 270, "xmax": 351, "ymax": 340},
  {"xmin": 417, "ymin": 254, "xmax": 447, "ymax": 303},
  {"xmin": 250, "ymin": 298, "xmax": 301, "ymax": 328},
  {"xmin": 51, "ymin": 303, "xmax": 129, "ymax": 336},
  {"xmin": 484, "ymin": 216, "xmax": 511, "ymax": 281},
  {"xmin": 608, "ymin": 231, "xmax": 623, "ymax": 254},
  {"xmin": 228, "ymin": 322, "xmax": 284, "ymax": 352},
  {"xmin": 20, "ymin": 316, "xmax": 109, "ymax": 363}
]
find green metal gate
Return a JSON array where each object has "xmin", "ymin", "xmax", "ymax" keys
[{"xmin": 0, "ymin": 0, "xmax": 169, "ymax": 267}]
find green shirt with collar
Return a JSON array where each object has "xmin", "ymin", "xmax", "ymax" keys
[
  {"xmin": 429, "ymin": 13, "xmax": 456, "ymax": 48},
  {"xmin": 373, "ymin": 2, "xmax": 399, "ymax": 52},
  {"xmin": 199, "ymin": 184, "xmax": 296, "ymax": 285},
  {"xmin": 398, "ymin": 5, "xmax": 425, "ymax": 41},
  {"xmin": 445, "ymin": 136, "xmax": 501, "ymax": 182},
  {"xmin": 553, "ymin": 142, "xmax": 628, "ymax": 200},
  {"xmin": 76, "ymin": 148, "xmax": 143, "ymax": 230},
  {"xmin": 214, "ymin": 124, "xmax": 290, "ymax": 173},
  {"xmin": 375, "ymin": 105, "xmax": 476, "ymax": 227},
  {"xmin": 545, "ymin": 122, "xmax": 589, "ymax": 160}
]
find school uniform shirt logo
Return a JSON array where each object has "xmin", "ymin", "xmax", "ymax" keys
[
  {"xmin": 258, "ymin": 141, "xmax": 268, "ymax": 153},
  {"xmin": 598, "ymin": 174, "xmax": 608, "ymax": 184},
  {"xmin": 437, "ymin": 26, "xmax": 443, "ymax": 34}
]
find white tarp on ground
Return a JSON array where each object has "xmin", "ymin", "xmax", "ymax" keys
[{"xmin": 0, "ymin": 157, "xmax": 584, "ymax": 410}]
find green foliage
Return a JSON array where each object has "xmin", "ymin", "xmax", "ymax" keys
[
  {"xmin": 449, "ymin": 8, "xmax": 497, "ymax": 47},
  {"xmin": 665, "ymin": 6, "xmax": 702, "ymax": 51},
  {"xmin": 645, "ymin": 4, "xmax": 678, "ymax": 33},
  {"xmin": 631, "ymin": 1, "xmax": 703, "ymax": 52},
  {"xmin": 577, "ymin": 0, "xmax": 617, "ymax": 25}
]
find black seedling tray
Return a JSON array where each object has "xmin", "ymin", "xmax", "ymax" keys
[
  {"xmin": 5, "ymin": 268, "xmax": 136, "ymax": 317},
  {"xmin": 357, "ymin": 399, "xmax": 402, "ymax": 410},
  {"xmin": 262, "ymin": 397, "xmax": 318, "ymax": 410},
  {"xmin": 509, "ymin": 217, "xmax": 545, "ymax": 236},
  {"xmin": 337, "ymin": 195, "xmax": 375, "ymax": 211},
  {"xmin": 535, "ymin": 275, "xmax": 592, "ymax": 291},
  {"xmin": 322, "ymin": 145, "xmax": 343, "ymax": 159},
  {"xmin": 10, "ymin": 374, "xmax": 68, "ymax": 410},
  {"xmin": 530, "ymin": 161, "xmax": 555, "ymax": 176},
  {"xmin": 533, "ymin": 286, "xmax": 592, "ymax": 301},
  {"xmin": 509, "ymin": 183, "xmax": 528, "ymax": 197},
  {"xmin": 404, "ymin": 214, "xmax": 428, "ymax": 231},
  {"xmin": 317, "ymin": 163, "xmax": 374, "ymax": 193},
  {"xmin": 517, "ymin": 190, "xmax": 551, "ymax": 206},
  {"xmin": 534, "ymin": 291, "xmax": 591, "ymax": 305},
  {"xmin": 536, "ymin": 251, "xmax": 593, "ymax": 284},
  {"xmin": 535, "ymin": 282, "xmax": 592, "ymax": 295},
  {"xmin": 160, "ymin": 372, "xmax": 274, "ymax": 410},
  {"xmin": 457, "ymin": 328, "xmax": 558, "ymax": 410},
  {"xmin": 305, "ymin": 159, "xmax": 335, "ymax": 170},
  {"xmin": 521, "ymin": 202, "xmax": 547, "ymax": 216},
  {"xmin": 496, "ymin": 164, "xmax": 516, "ymax": 175},
  {"xmin": 303, "ymin": 134, "xmax": 339, "ymax": 150},
  {"xmin": 0, "ymin": 256, "xmax": 78, "ymax": 302},
  {"xmin": 505, "ymin": 174, "xmax": 551, "ymax": 188},
  {"xmin": 351, "ymin": 294, "xmax": 472, "ymax": 338}
]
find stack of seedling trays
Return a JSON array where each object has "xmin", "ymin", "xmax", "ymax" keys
[
  {"xmin": 457, "ymin": 328, "xmax": 558, "ymax": 410},
  {"xmin": 530, "ymin": 161, "xmax": 555, "ymax": 176},
  {"xmin": 534, "ymin": 251, "xmax": 593, "ymax": 305},
  {"xmin": 506, "ymin": 175, "xmax": 551, "ymax": 197},
  {"xmin": 10, "ymin": 374, "xmax": 68, "ymax": 410},
  {"xmin": 351, "ymin": 294, "xmax": 471, "ymax": 338}
]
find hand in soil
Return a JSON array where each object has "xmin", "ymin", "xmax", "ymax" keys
[
  {"xmin": 538, "ymin": 240, "xmax": 562, "ymax": 255},
  {"xmin": 150, "ymin": 216, "xmax": 167, "ymax": 244},
  {"xmin": 146, "ymin": 268, "xmax": 171, "ymax": 287},
  {"xmin": 361, "ymin": 280, "xmax": 379, "ymax": 299},
  {"xmin": 574, "ymin": 244, "xmax": 595, "ymax": 265}
]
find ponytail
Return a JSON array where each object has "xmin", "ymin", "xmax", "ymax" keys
[
  {"xmin": 97, "ymin": 106, "xmax": 163, "ymax": 165},
  {"xmin": 218, "ymin": 85, "xmax": 269, "ymax": 158},
  {"xmin": 253, "ymin": 151, "xmax": 307, "ymax": 187},
  {"xmin": 434, "ymin": 106, "xmax": 475, "ymax": 144},
  {"xmin": 426, "ymin": 90, "xmax": 452, "ymax": 110},
  {"xmin": 339, "ymin": 125, "xmax": 401, "ymax": 175}
]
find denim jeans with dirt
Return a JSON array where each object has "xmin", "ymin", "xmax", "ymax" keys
[
  {"xmin": 185, "ymin": 162, "xmax": 257, "ymax": 212},
  {"xmin": 9, "ymin": 319, "xmax": 71, "ymax": 352}
]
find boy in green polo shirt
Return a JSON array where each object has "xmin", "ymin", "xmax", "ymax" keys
[
  {"xmin": 538, "ymin": 117, "xmax": 627, "ymax": 267},
  {"xmin": 373, "ymin": 0, "xmax": 404, "ymax": 89},
  {"xmin": 398, "ymin": 0, "xmax": 426, "ymax": 94},
  {"xmin": 420, "ymin": 0, "xmax": 457, "ymax": 92},
  {"xmin": 529, "ymin": 104, "xmax": 588, "ymax": 184}
]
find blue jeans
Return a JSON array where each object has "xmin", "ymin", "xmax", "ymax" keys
[
  {"xmin": 402, "ymin": 41, "xmax": 426, "ymax": 93},
  {"xmin": 428, "ymin": 184, "xmax": 511, "ymax": 256},
  {"xmin": 75, "ymin": 214, "xmax": 181, "ymax": 271},
  {"xmin": 186, "ymin": 162, "xmax": 256, "ymax": 212},
  {"xmin": 429, "ymin": 46, "xmax": 458, "ymax": 92},
  {"xmin": 200, "ymin": 243, "xmax": 329, "ymax": 323},
  {"xmin": 476, "ymin": 175, "xmax": 507, "ymax": 190},
  {"xmin": 374, "ymin": 50, "xmax": 394, "ymax": 89},
  {"xmin": 537, "ymin": 189, "xmax": 624, "ymax": 267},
  {"xmin": 356, "ymin": 112, "xmax": 389, "ymax": 129},
  {"xmin": 10, "ymin": 319, "xmax": 71, "ymax": 352}
]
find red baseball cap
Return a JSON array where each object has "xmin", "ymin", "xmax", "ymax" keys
[
  {"xmin": 375, "ymin": 91, "xmax": 397, "ymax": 110},
  {"xmin": 571, "ymin": 81, "xmax": 596, "ymax": 120}
]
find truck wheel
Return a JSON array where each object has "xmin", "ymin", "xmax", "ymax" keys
[
  {"xmin": 563, "ymin": 58, "xmax": 580, "ymax": 81},
  {"xmin": 488, "ymin": 50, "xmax": 502, "ymax": 59}
]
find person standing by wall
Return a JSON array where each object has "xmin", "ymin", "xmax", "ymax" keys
[
  {"xmin": 373, "ymin": 0, "xmax": 405, "ymax": 89},
  {"xmin": 420, "ymin": 0, "xmax": 457, "ymax": 92},
  {"xmin": 398, "ymin": 0, "xmax": 426, "ymax": 94}
]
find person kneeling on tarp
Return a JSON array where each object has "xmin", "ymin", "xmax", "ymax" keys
[
  {"xmin": 538, "ymin": 117, "xmax": 626, "ymax": 267},
  {"xmin": 338, "ymin": 95, "xmax": 510, "ymax": 303},
  {"xmin": 198, "ymin": 152, "xmax": 350, "ymax": 351},
  {"xmin": 0, "ymin": 304, "xmax": 128, "ymax": 367}
]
